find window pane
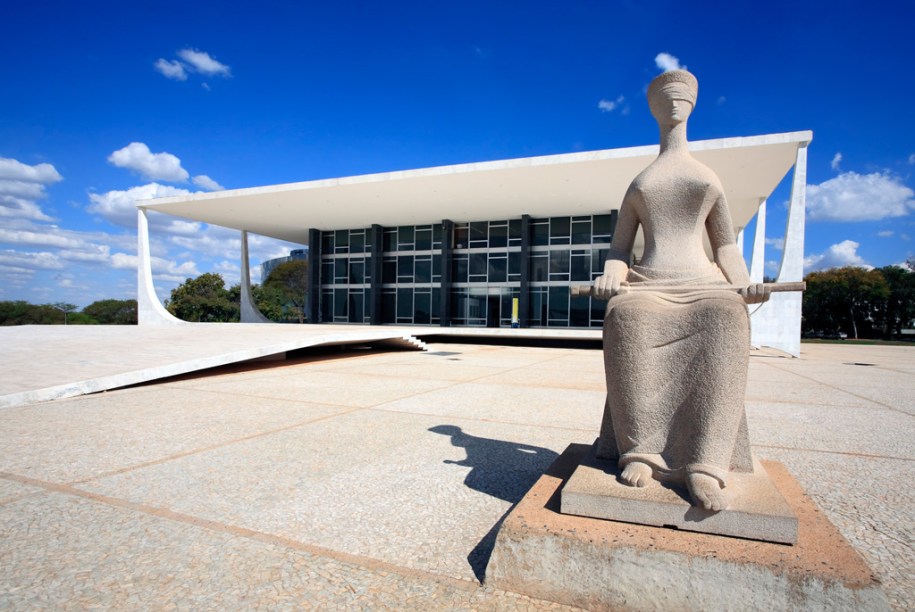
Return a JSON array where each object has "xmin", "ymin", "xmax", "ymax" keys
[
  {"xmin": 334, "ymin": 288, "xmax": 348, "ymax": 318},
  {"xmin": 489, "ymin": 223, "xmax": 508, "ymax": 248},
  {"xmin": 415, "ymin": 258, "xmax": 431, "ymax": 283},
  {"xmin": 531, "ymin": 253, "xmax": 548, "ymax": 282},
  {"xmin": 349, "ymin": 290, "xmax": 364, "ymax": 323},
  {"xmin": 550, "ymin": 250, "xmax": 570, "ymax": 277},
  {"xmin": 321, "ymin": 261, "xmax": 334, "ymax": 285},
  {"xmin": 383, "ymin": 229, "xmax": 396, "ymax": 253},
  {"xmin": 469, "ymin": 252, "xmax": 487, "ymax": 276},
  {"xmin": 571, "ymin": 252, "xmax": 590, "ymax": 282},
  {"xmin": 335, "ymin": 229, "xmax": 349, "ymax": 253},
  {"xmin": 397, "ymin": 288, "xmax": 413, "ymax": 320},
  {"xmin": 453, "ymin": 254, "xmax": 468, "ymax": 283},
  {"xmin": 488, "ymin": 256, "xmax": 507, "ymax": 283},
  {"xmin": 353, "ymin": 231, "xmax": 367, "ymax": 253},
  {"xmin": 321, "ymin": 232, "xmax": 334, "ymax": 254},
  {"xmin": 570, "ymin": 294, "xmax": 590, "ymax": 326},
  {"xmin": 508, "ymin": 219, "xmax": 522, "ymax": 246},
  {"xmin": 415, "ymin": 227, "xmax": 432, "ymax": 251},
  {"xmin": 454, "ymin": 224, "xmax": 468, "ymax": 249},
  {"xmin": 508, "ymin": 252, "xmax": 521, "ymax": 281},
  {"xmin": 432, "ymin": 223, "xmax": 443, "ymax": 248},
  {"xmin": 469, "ymin": 221, "xmax": 488, "ymax": 247},
  {"xmin": 398, "ymin": 255, "xmax": 414, "ymax": 281},
  {"xmin": 382, "ymin": 290, "xmax": 396, "ymax": 323},
  {"xmin": 532, "ymin": 221, "xmax": 549, "ymax": 246},
  {"xmin": 572, "ymin": 219, "xmax": 591, "ymax": 245},
  {"xmin": 383, "ymin": 257, "xmax": 396, "ymax": 284},
  {"xmin": 414, "ymin": 291, "xmax": 431, "ymax": 324},
  {"xmin": 549, "ymin": 286, "xmax": 569, "ymax": 322},
  {"xmin": 398, "ymin": 226, "xmax": 414, "ymax": 250},
  {"xmin": 335, "ymin": 258, "xmax": 347, "ymax": 282},
  {"xmin": 432, "ymin": 254, "xmax": 442, "ymax": 281},
  {"xmin": 593, "ymin": 214, "xmax": 613, "ymax": 237},
  {"xmin": 350, "ymin": 260, "xmax": 365, "ymax": 284},
  {"xmin": 550, "ymin": 217, "xmax": 571, "ymax": 244}
]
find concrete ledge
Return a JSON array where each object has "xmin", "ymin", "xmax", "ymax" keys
[
  {"xmin": 561, "ymin": 443, "xmax": 798, "ymax": 544},
  {"xmin": 486, "ymin": 444, "xmax": 888, "ymax": 611}
]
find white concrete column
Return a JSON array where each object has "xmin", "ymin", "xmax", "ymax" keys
[
  {"xmin": 736, "ymin": 226, "xmax": 745, "ymax": 258},
  {"xmin": 749, "ymin": 143, "xmax": 809, "ymax": 356},
  {"xmin": 137, "ymin": 207, "xmax": 184, "ymax": 326},
  {"xmin": 239, "ymin": 230, "xmax": 272, "ymax": 323},
  {"xmin": 749, "ymin": 199, "xmax": 767, "ymax": 282}
]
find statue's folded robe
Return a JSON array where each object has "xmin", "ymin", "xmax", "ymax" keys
[{"xmin": 596, "ymin": 265, "xmax": 753, "ymax": 486}]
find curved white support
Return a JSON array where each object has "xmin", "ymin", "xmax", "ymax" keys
[
  {"xmin": 240, "ymin": 230, "xmax": 272, "ymax": 323},
  {"xmin": 749, "ymin": 199, "xmax": 767, "ymax": 283},
  {"xmin": 137, "ymin": 207, "xmax": 185, "ymax": 326},
  {"xmin": 749, "ymin": 143, "xmax": 809, "ymax": 356}
]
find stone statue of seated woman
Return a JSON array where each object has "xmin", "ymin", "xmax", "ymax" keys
[{"xmin": 593, "ymin": 69, "xmax": 771, "ymax": 511}]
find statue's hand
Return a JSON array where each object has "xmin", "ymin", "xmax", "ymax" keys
[
  {"xmin": 594, "ymin": 260, "xmax": 629, "ymax": 299},
  {"xmin": 739, "ymin": 283, "xmax": 772, "ymax": 304}
]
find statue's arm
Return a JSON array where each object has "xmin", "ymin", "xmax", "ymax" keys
[
  {"xmin": 706, "ymin": 192, "xmax": 771, "ymax": 304},
  {"xmin": 594, "ymin": 187, "xmax": 639, "ymax": 298}
]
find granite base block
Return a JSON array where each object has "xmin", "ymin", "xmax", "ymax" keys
[{"xmin": 486, "ymin": 444, "xmax": 888, "ymax": 611}]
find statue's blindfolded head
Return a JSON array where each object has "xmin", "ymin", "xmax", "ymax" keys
[{"xmin": 648, "ymin": 69, "xmax": 698, "ymax": 105}]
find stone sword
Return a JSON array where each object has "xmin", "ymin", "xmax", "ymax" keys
[{"xmin": 570, "ymin": 281, "xmax": 806, "ymax": 299}]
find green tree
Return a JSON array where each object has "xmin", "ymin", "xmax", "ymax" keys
[
  {"xmin": 53, "ymin": 302, "xmax": 78, "ymax": 325},
  {"xmin": 0, "ymin": 301, "xmax": 59, "ymax": 325},
  {"xmin": 874, "ymin": 265, "xmax": 915, "ymax": 338},
  {"xmin": 262, "ymin": 260, "xmax": 308, "ymax": 323},
  {"xmin": 82, "ymin": 299, "xmax": 138, "ymax": 324},
  {"xmin": 166, "ymin": 273, "xmax": 239, "ymax": 322},
  {"xmin": 803, "ymin": 267, "xmax": 889, "ymax": 339}
]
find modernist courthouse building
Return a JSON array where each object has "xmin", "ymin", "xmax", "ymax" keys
[{"xmin": 137, "ymin": 130, "xmax": 812, "ymax": 354}]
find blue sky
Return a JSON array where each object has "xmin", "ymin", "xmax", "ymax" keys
[{"xmin": 2, "ymin": 1, "xmax": 913, "ymax": 307}]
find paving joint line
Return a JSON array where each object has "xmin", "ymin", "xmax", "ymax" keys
[
  {"xmin": 0, "ymin": 470, "xmax": 486, "ymax": 594},
  {"xmin": 761, "ymin": 362, "xmax": 914, "ymax": 417},
  {"xmin": 67, "ymin": 407, "xmax": 366, "ymax": 485},
  {"xmin": 752, "ymin": 444, "xmax": 914, "ymax": 462},
  {"xmin": 368, "ymin": 406, "xmax": 602, "ymax": 435}
]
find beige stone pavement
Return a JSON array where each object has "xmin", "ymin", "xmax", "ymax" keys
[{"xmin": 0, "ymin": 334, "xmax": 912, "ymax": 610}]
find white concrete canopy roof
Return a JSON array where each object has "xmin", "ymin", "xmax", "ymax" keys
[{"xmin": 140, "ymin": 131, "xmax": 812, "ymax": 245}]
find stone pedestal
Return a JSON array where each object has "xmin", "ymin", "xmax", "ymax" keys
[
  {"xmin": 561, "ymin": 441, "xmax": 798, "ymax": 544},
  {"xmin": 486, "ymin": 444, "xmax": 888, "ymax": 611}
]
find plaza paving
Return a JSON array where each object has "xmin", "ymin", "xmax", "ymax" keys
[{"xmin": 0, "ymin": 335, "xmax": 912, "ymax": 609}]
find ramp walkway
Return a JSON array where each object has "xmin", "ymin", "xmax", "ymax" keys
[{"xmin": 0, "ymin": 324, "xmax": 600, "ymax": 408}]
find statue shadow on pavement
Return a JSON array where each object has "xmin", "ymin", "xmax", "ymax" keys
[{"xmin": 428, "ymin": 425, "xmax": 559, "ymax": 582}]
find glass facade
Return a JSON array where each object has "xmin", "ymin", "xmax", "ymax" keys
[{"xmin": 315, "ymin": 214, "xmax": 615, "ymax": 328}]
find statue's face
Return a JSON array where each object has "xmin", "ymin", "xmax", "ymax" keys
[{"xmin": 649, "ymin": 84, "xmax": 694, "ymax": 126}]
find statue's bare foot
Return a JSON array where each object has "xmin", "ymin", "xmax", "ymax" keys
[
  {"xmin": 687, "ymin": 473, "xmax": 727, "ymax": 511},
  {"xmin": 620, "ymin": 461, "xmax": 653, "ymax": 487}
]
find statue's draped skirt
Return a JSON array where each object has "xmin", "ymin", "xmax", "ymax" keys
[{"xmin": 596, "ymin": 266, "xmax": 754, "ymax": 485}]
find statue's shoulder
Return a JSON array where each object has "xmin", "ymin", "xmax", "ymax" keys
[{"xmin": 685, "ymin": 157, "xmax": 725, "ymax": 191}]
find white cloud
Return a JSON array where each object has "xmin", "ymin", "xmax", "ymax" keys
[
  {"xmin": 878, "ymin": 230, "xmax": 894, "ymax": 237},
  {"xmin": 0, "ymin": 157, "xmax": 62, "ymax": 222},
  {"xmin": 154, "ymin": 58, "xmax": 187, "ymax": 81},
  {"xmin": 655, "ymin": 52, "xmax": 684, "ymax": 72},
  {"xmin": 830, "ymin": 152, "xmax": 842, "ymax": 171},
  {"xmin": 87, "ymin": 183, "xmax": 201, "ymax": 232},
  {"xmin": 598, "ymin": 95, "xmax": 626, "ymax": 113},
  {"xmin": 804, "ymin": 240, "xmax": 870, "ymax": 272},
  {"xmin": 0, "ymin": 228, "xmax": 83, "ymax": 249},
  {"xmin": 111, "ymin": 252, "xmax": 199, "ymax": 280},
  {"xmin": 765, "ymin": 237, "xmax": 785, "ymax": 251},
  {"xmin": 108, "ymin": 142, "xmax": 189, "ymax": 182},
  {"xmin": 0, "ymin": 158, "xmax": 62, "ymax": 183},
  {"xmin": 177, "ymin": 49, "xmax": 231, "ymax": 77},
  {"xmin": 0, "ymin": 249, "xmax": 64, "ymax": 271},
  {"xmin": 806, "ymin": 171, "xmax": 915, "ymax": 222},
  {"xmin": 908, "ymin": 154, "xmax": 915, "ymax": 165},
  {"xmin": 192, "ymin": 174, "xmax": 224, "ymax": 191},
  {"xmin": 716, "ymin": 96, "xmax": 726, "ymax": 105}
]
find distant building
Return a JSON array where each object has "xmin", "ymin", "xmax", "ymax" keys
[
  {"xmin": 261, "ymin": 248, "xmax": 308, "ymax": 282},
  {"xmin": 137, "ymin": 131, "xmax": 812, "ymax": 354}
]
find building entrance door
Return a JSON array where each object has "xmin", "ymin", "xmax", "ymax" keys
[{"xmin": 487, "ymin": 296, "xmax": 500, "ymax": 328}]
